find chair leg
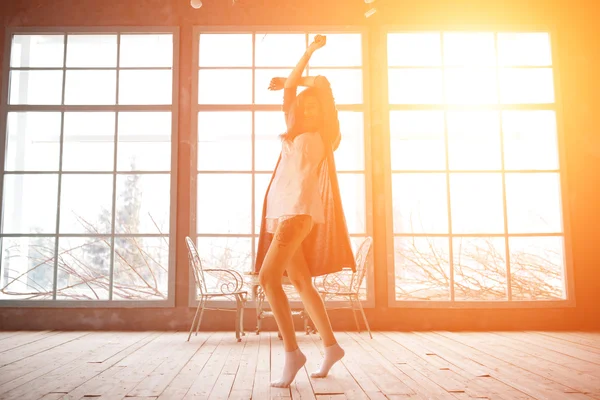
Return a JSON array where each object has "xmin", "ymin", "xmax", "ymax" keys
[
  {"xmin": 303, "ymin": 309, "xmax": 309, "ymax": 335},
  {"xmin": 355, "ymin": 294, "xmax": 372, "ymax": 339},
  {"xmin": 234, "ymin": 294, "xmax": 242, "ymax": 342},
  {"xmin": 188, "ymin": 297, "xmax": 203, "ymax": 342},
  {"xmin": 349, "ymin": 296, "xmax": 361, "ymax": 333},
  {"xmin": 252, "ymin": 285, "xmax": 260, "ymax": 334},
  {"xmin": 256, "ymin": 288, "xmax": 265, "ymax": 335},
  {"xmin": 240, "ymin": 294, "xmax": 246, "ymax": 336},
  {"xmin": 195, "ymin": 297, "xmax": 206, "ymax": 336}
]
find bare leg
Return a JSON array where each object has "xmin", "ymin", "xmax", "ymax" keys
[
  {"xmin": 287, "ymin": 248, "xmax": 345, "ymax": 378},
  {"xmin": 258, "ymin": 215, "xmax": 312, "ymax": 387}
]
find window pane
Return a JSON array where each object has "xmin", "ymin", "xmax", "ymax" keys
[
  {"xmin": 498, "ymin": 33, "xmax": 552, "ymax": 67},
  {"xmin": 56, "ymin": 237, "xmax": 110, "ymax": 300},
  {"xmin": 11, "ymin": 35, "xmax": 64, "ymax": 68},
  {"xmin": 117, "ymin": 112, "xmax": 171, "ymax": 172},
  {"xmin": 115, "ymin": 174, "xmax": 170, "ymax": 234},
  {"xmin": 310, "ymin": 69, "xmax": 363, "ymax": 104},
  {"xmin": 119, "ymin": 70, "xmax": 172, "ymax": 105},
  {"xmin": 196, "ymin": 237, "xmax": 253, "ymax": 275},
  {"xmin": 443, "ymin": 33, "xmax": 496, "ymax": 66},
  {"xmin": 499, "ymin": 68, "xmax": 554, "ymax": 104},
  {"xmin": 120, "ymin": 34, "xmax": 173, "ymax": 67},
  {"xmin": 447, "ymin": 111, "xmax": 501, "ymax": 170},
  {"xmin": 198, "ymin": 112, "xmax": 252, "ymax": 171},
  {"xmin": 113, "ymin": 236, "xmax": 169, "ymax": 300},
  {"xmin": 308, "ymin": 33, "xmax": 362, "ymax": 67},
  {"xmin": 392, "ymin": 173, "xmax": 448, "ymax": 234},
  {"xmin": 197, "ymin": 174, "xmax": 251, "ymax": 234},
  {"xmin": 395, "ymin": 237, "xmax": 450, "ymax": 301},
  {"xmin": 199, "ymin": 34, "xmax": 252, "ymax": 67},
  {"xmin": 388, "ymin": 33, "xmax": 441, "ymax": 67},
  {"xmin": 198, "ymin": 69, "xmax": 252, "ymax": 104},
  {"xmin": 254, "ymin": 68, "xmax": 292, "ymax": 105},
  {"xmin": 445, "ymin": 68, "xmax": 498, "ymax": 104},
  {"xmin": 6, "ymin": 112, "xmax": 61, "ymax": 171},
  {"xmin": 390, "ymin": 111, "xmax": 445, "ymax": 170},
  {"xmin": 66, "ymin": 35, "xmax": 117, "ymax": 67},
  {"xmin": 388, "ymin": 69, "xmax": 443, "ymax": 104},
  {"xmin": 503, "ymin": 111, "xmax": 559, "ymax": 170},
  {"xmin": 255, "ymin": 173, "xmax": 271, "ymax": 233},
  {"xmin": 0, "ymin": 237, "xmax": 55, "ymax": 300},
  {"xmin": 506, "ymin": 173, "xmax": 562, "ymax": 234},
  {"xmin": 335, "ymin": 112, "xmax": 364, "ymax": 171},
  {"xmin": 450, "ymin": 173, "xmax": 504, "ymax": 234},
  {"xmin": 453, "ymin": 237, "xmax": 507, "ymax": 301},
  {"xmin": 255, "ymin": 33, "xmax": 305, "ymax": 67},
  {"xmin": 2, "ymin": 174, "xmax": 58, "ymax": 234},
  {"xmin": 63, "ymin": 112, "xmax": 115, "ymax": 171},
  {"xmin": 338, "ymin": 173, "xmax": 366, "ymax": 234},
  {"xmin": 65, "ymin": 70, "xmax": 116, "ymax": 105},
  {"xmin": 509, "ymin": 237, "xmax": 565, "ymax": 300},
  {"xmin": 255, "ymin": 112, "xmax": 286, "ymax": 171},
  {"xmin": 9, "ymin": 70, "xmax": 63, "ymax": 105},
  {"xmin": 59, "ymin": 174, "xmax": 113, "ymax": 234}
]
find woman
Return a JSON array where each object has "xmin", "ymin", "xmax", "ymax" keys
[{"xmin": 255, "ymin": 35, "xmax": 356, "ymax": 388}]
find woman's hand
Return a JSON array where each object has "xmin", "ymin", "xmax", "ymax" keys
[
  {"xmin": 268, "ymin": 77, "xmax": 286, "ymax": 91},
  {"xmin": 307, "ymin": 35, "xmax": 326, "ymax": 54}
]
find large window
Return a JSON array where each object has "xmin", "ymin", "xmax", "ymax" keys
[
  {"xmin": 0, "ymin": 29, "xmax": 177, "ymax": 304},
  {"xmin": 192, "ymin": 29, "xmax": 370, "ymax": 302},
  {"xmin": 387, "ymin": 32, "xmax": 571, "ymax": 304}
]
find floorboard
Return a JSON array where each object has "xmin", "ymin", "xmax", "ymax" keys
[{"xmin": 0, "ymin": 330, "xmax": 598, "ymax": 400}]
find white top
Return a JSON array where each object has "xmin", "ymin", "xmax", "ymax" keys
[{"xmin": 265, "ymin": 131, "xmax": 326, "ymax": 232}]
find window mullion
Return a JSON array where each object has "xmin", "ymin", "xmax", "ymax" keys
[
  {"xmin": 108, "ymin": 33, "xmax": 121, "ymax": 301},
  {"xmin": 52, "ymin": 33, "xmax": 69, "ymax": 300},
  {"xmin": 439, "ymin": 32, "xmax": 455, "ymax": 302},
  {"xmin": 496, "ymin": 32, "xmax": 513, "ymax": 301}
]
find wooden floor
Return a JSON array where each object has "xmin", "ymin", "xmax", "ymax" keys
[{"xmin": 0, "ymin": 330, "xmax": 599, "ymax": 400}]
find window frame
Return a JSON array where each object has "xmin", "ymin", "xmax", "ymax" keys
[
  {"xmin": 380, "ymin": 25, "xmax": 576, "ymax": 309},
  {"xmin": 0, "ymin": 26, "xmax": 180, "ymax": 308},
  {"xmin": 189, "ymin": 26, "xmax": 374, "ymax": 310}
]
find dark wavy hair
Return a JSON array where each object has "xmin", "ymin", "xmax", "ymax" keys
[{"xmin": 280, "ymin": 86, "xmax": 341, "ymax": 151}]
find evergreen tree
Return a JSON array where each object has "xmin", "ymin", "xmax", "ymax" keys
[
  {"xmin": 84, "ymin": 208, "xmax": 112, "ymax": 277},
  {"xmin": 113, "ymin": 159, "xmax": 149, "ymax": 287}
]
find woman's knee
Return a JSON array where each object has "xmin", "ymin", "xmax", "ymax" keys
[{"xmin": 258, "ymin": 270, "xmax": 278, "ymax": 291}]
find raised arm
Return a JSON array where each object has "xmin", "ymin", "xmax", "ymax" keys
[
  {"xmin": 268, "ymin": 76, "xmax": 328, "ymax": 91},
  {"xmin": 285, "ymin": 35, "xmax": 326, "ymax": 88},
  {"xmin": 268, "ymin": 36, "xmax": 327, "ymax": 92}
]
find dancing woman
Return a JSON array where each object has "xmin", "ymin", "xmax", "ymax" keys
[{"xmin": 255, "ymin": 35, "xmax": 356, "ymax": 388}]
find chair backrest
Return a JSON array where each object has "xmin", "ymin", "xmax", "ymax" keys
[
  {"xmin": 351, "ymin": 237, "xmax": 373, "ymax": 294},
  {"xmin": 185, "ymin": 236, "xmax": 207, "ymax": 295}
]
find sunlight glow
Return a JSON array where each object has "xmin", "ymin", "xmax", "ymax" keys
[
  {"xmin": 389, "ymin": 31, "xmax": 566, "ymax": 302},
  {"xmin": 443, "ymin": 33, "xmax": 496, "ymax": 66}
]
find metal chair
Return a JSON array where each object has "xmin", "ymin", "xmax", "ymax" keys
[
  {"xmin": 185, "ymin": 236, "xmax": 247, "ymax": 342},
  {"xmin": 317, "ymin": 236, "xmax": 373, "ymax": 338}
]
